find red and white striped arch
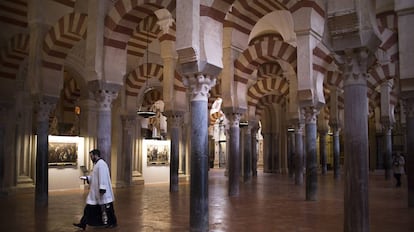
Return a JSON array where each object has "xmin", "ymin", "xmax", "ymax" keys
[
  {"xmin": 247, "ymin": 77, "xmax": 289, "ymax": 107},
  {"xmin": 0, "ymin": 0, "xmax": 27, "ymax": 28},
  {"xmin": 42, "ymin": 13, "xmax": 88, "ymax": 71},
  {"xmin": 142, "ymin": 88, "xmax": 163, "ymax": 106},
  {"xmin": 125, "ymin": 63, "xmax": 164, "ymax": 97},
  {"xmin": 104, "ymin": 0, "xmax": 176, "ymax": 50},
  {"xmin": 127, "ymin": 15, "xmax": 176, "ymax": 57},
  {"xmin": 234, "ymin": 35, "xmax": 297, "ymax": 84},
  {"xmin": 0, "ymin": 33, "xmax": 29, "ymax": 80},
  {"xmin": 62, "ymin": 72, "xmax": 80, "ymax": 112},
  {"xmin": 256, "ymin": 94, "xmax": 285, "ymax": 118}
]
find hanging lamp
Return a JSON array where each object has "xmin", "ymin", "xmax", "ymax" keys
[{"xmin": 137, "ymin": 19, "xmax": 156, "ymax": 118}]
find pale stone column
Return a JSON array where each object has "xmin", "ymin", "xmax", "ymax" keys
[
  {"xmin": 305, "ymin": 107, "xmax": 318, "ymax": 201},
  {"xmin": 165, "ymin": 111, "xmax": 184, "ymax": 192},
  {"xmin": 319, "ymin": 130, "xmax": 328, "ymax": 175},
  {"xmin": 89, "ymin": 82, "xmax": 120, "ymax": 171},
  {"xmin": 403, "ymin": 99, "xmax": 414, "ymax": 207},
  {"xmin": 243, "ymin": 123, "xmax": 252, "ymax": 182},
  {"xmin": 342, "ymin": 50, "xmax": 369, "ymax": 232},
  {"xmin": 119, "ymin": 115, "xmax": 136, "ymax": 187},
  {"xmin": 34, "ymin": 97, "xmax": 57, "ymax": 207},
  {"xmin": 294, "ymin": 121, "xmax": 305, "ymax": 185},
  {"xmin": 185, "ymin": 74, "xmax": 216, "ymax": 231},
  {"xmin": 223, "ymin": 109, "xmax": 243, "ymax": 196}
]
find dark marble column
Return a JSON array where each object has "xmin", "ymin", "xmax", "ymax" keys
[
  {"xmin": 403, "ymin": 99, "xmax": 414, "ymax": 207},
  {"xmin": 34, "ymin": 97, "xmax": 56, "ymax": 207},
  {"xmin": 224, "ymin": 109, "xmax": 243, "ymax": 196},
  {"xmin": 382, "ymin": 123, "xmax": 393, "ymax": 180},
  {"xmin": 262, "ymin": 132, "xmax": 271, "ymax": 173},
  {"xmin": 243, "ymin": 123, "xmax": 252, "ymax": 182},
  {"xmin": 319, "ymin": 130, "xmax": 328, "ymax": 175},
  {"xmin": 185, "ymin": 74, "xmax": 215, "ymax": 232},
  {"xmin": 294, "ymin": 121, "xmax": 304, "ymax": 185},
  {"xmin": 165, "ymin": 111, "xmax": 184, "ymax": 192},
  {"xmin": 342, "ymin": 51, "xmax": 369, "ymax": 232},
  {"xmin": 120, "ymin": 115, "xmax": 136, "ymax": 186},
  {"xmin": 251, "ymin": 123, "xmax": 259, "ymax": 177},
  {"xmin": 305, "ymin": 107, "xmax": 318, "ymax": 201},
  {"xmin": 89, "ymin": 82, "xmax": 120, "ymax": 171},
  {"xmin": 288, "ymin": 130, "xmax": 295, "ymax": 178},
  {"xmin": 331, "ymin": 124, "xmax": 341, "ymax": 179}
]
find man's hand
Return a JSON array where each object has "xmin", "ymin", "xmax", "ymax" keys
[{"xmin": 99, "ymin": 189, "xmax": 106, "ymax": 194}]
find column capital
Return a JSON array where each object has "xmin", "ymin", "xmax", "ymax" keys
[
  {"xmin": 164, "ymin": 111, "xmax": 184, "ymax": 128},
  {"xmin": 402, "ymin": 98, "xmax": 414, "ymax": 118},
  {"xmin": 88, "ymin": 81, "xmax": 121, "ymax": 111},
  {"xmin": 121, "ymin": 114, "xmax": 137, "ymax": 133},
  {"xmin": 341, "ymin": 48, "xmax": 370, "ymax": 86},
  {"xmin": 304, "ymin": 106, "xmax": 319, "ymax": 125},
  {"xmin": 34, "ymin": 95, "xmax": 58, "ymax": 122},
  {"xmin": 183, "ymin": 73, "xmax": 216, "ymax": 102},
  {"xmin": 223, "ymin": 108, "xmax": 244, "ymax": 128}
]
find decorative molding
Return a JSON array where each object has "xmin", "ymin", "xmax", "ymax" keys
[{"xmin": 183, "ymin": 74, "xmax": 216, "ymax": 102}]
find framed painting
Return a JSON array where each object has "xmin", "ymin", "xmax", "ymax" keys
[
  {"xmin": 48, "ymin": 142, "xmax": 78, "ymax": 166},
  {"xmin": 145, "ymin": 140, "xmax": 170, "ymax": 166}
]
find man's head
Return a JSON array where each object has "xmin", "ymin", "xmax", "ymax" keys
[{"xmin": 89, "ymin": 149, "xmax": 101, "ymax": 163}]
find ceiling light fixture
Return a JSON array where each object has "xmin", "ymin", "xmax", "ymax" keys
[{"xmin": 137, "ymin": 19, "xmax": 156, "ymax": 118}]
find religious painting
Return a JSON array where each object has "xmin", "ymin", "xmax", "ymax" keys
[
  {"xmin": 146, "ymin": 141, "xmax": 170, "ymax": 166},
  {"xmin": 48, "ymin": 142, "xmax": 78, "ymax": 166}
]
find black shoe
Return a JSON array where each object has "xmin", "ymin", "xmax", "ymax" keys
[
  {"xmin": 73, "ymin": 223, "xmax": 86, "ymax": 230},
  {"xmin": 105, "ymin": 223, "xmax": 117, "ymax": 228}
]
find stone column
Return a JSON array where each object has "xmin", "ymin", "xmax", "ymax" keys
[
  {"xmin": 382, "ymin": 123, "xmax": 393, "ymax": 180},
  {"xmin": 224, "ymin": 109, "xmax": 243, "ymax": 196},
  {"xmin": 342, "ymin": 50, "xmax": 369, "ymax": 232},
  {"xmin": 89, "ymin": 82, "xmax": 119, "ymax": 171},
  {"xmin": 403, "ymin": 99, "xmax": 414, "ymax": 207},
  {"xmin": 305, "ymin": 107, "xmax": 318, "ymax": 201},
  {"xmin": 331, "ymin": 124, "xmax": 341, "ymax": 179},
  {"xmin": 119, "ymin": 115, "xmax": 136, "ymax": 187},
  {"xmin": 34, "ymin": 97, "xmax": 56, "ymax": 207},
  {"xmin": 294, "ymin": 121, "xmax": 305, "ymax": 185},
  {"xmin": 165, "ymin": 111, "xmax": 184, "ymax": 192},
  {"xmin": 185, "ymin": 74, "xmax": 216, "ymax": 231},
  {"xmin": 319, "ymin": 130, "xmax": 328, "ymax": 175},
  {"xmin": 243, "ymin": 123, "xmax": 252, "ymax": 182},
  {"xmin": 262, "ymin": 132, "xmax": 271, "ymax": 173},
  {"xmin": 288, "ymin": 130, "xmax": 295, "ymax": 178},
  {"xmin": 251, "ymin": 121, "xmax": 259, "ymax": 177}
]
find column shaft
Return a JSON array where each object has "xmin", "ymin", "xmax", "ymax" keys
[
  {"xmin": 305, "ymin": 108, "xmax": 318, "ymax": 201},
  {"xmin": 344, "ymin": 81, "xmax": 369, "ymax": 232},
  {"xmin": 226, "ymin": 112, "xmax": 241, "ymax": 196},
  {"xmin": 295, "ymin": 124, "xmax": 304, "ymax": 185},
  {"xmin": 190, "ymin": 101, "xmax": 209, "ymax": 230},
  {"xmin": 319, "ymin": 131, "xmax": 327, "ymax": 175},
  {"xmin": 167, "ymin": 112, "xmax": 183, "ymax": 193},
  {"xmin": 243, "ymin": 126, "xmax": 252, "ymax": 182},
  {"xmin": 383, "ymin": 126, "xmax": 392, "ymax": 180},
  {"xmin": 404, "ymin": 99, "xmax": 414, "ymax": 207},
  {"xmin": 333, "ymin": 129, "xmax": 341, "ymax": 179}
]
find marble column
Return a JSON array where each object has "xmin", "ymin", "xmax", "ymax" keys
[
  {"xmin": 294, "ymin": 121, "xmax": 305, "ymax": 185},
  {"xmin": 288, "ymin": 130, "xmax": 295, "ymax": 178},
  {"xmin": 34, "ymin": 97, "xmax": 56, "ymax": 207},
  {"xmin": 251, "ymin": 122, "xmax": 259, "ymax": 177},
  {"xmin": 343, "ymin": 51, "xmax": 369, "ymax": 232},
  {"xmin": 224, "ymin": 110, "xmax": 243, "ymax": 196},
  {"xmin": 382, "ymin": 123, "xmax": 393, "ymax": 180},
  {"xmin": 89, "ymin": 82, "xmax": 119, "ymax": 171},
  {"xmin": 403, "ymin": 99, "xmax": 414, "ymax": 207},
  {"xmin": 319, "ymin": 130, "xmax": 328, "ymax": 175},
  {"xmin": 120, "ymin": 115, "xmax": 136, "ymax": 187},
  {"xmin": 243, "ymin": 123, "xmax": 252, "ymax": 182},
  {"xmin": 262, "ymin": 132, "xmax": 271, "ymax": 173},
  {"xmin": 166, "ymin": 111, "xmax": 183, "ymax": 192},
  {"xmin": 331, "ymin": 124, "xmax": 341, "ymax": 179},
  {"xmin": 186, "ymin": 74, "xmax": 215, "ymax": 231},
  {"xmin": 305, "ymin": 107, "xmax": 318, "ymax": 201}
]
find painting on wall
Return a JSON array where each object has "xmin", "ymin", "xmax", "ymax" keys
[
  {"xmin": 146, "ymin": 140, "xmax": 170, "ymax": 166},
  {"xmin": 48, "ymin": 142, "xmax": 78, "ymax": 166}
]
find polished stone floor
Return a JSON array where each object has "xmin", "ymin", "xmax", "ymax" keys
[{"xmin": 1, "ymin": 169, "xmax": 413, "ymax": 232}]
